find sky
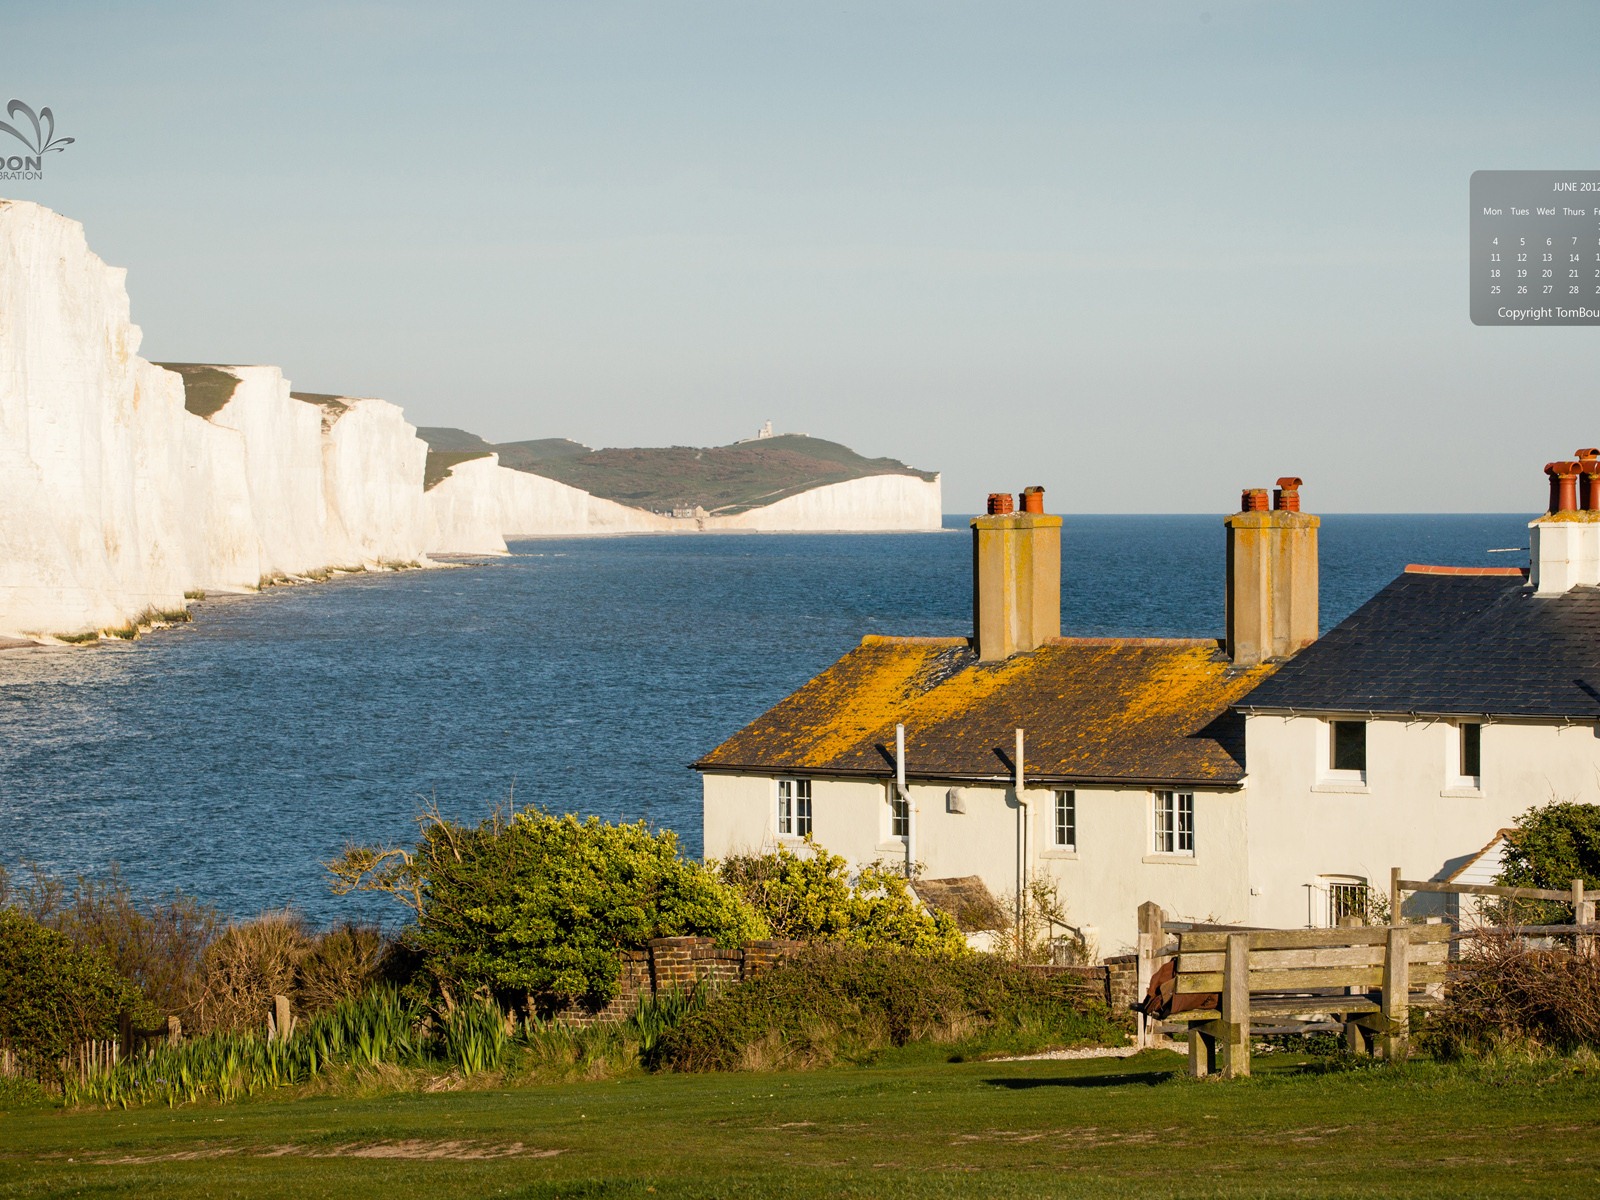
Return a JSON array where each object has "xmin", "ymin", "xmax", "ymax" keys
[{"xmin": 3, "ymin": 1, "xmax": 1598, "ymax": 512}]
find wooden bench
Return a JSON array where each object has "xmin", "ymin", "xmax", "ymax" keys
[{"xmin": 1158, "ymin": 923, "xmax": 1450, "ymax": 1078}]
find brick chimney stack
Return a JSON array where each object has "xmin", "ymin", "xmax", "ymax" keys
[
  {"xmin": 1225, "ymin": 478, "xmax": 1319, "ymax": 665},
  {"xmin": 1530, "ymin": 450, "xmax": 1600, "ymax": 594},
  {"xmin": 971, "ymin": 487, "xmax": 1061, "ymax": 662}
]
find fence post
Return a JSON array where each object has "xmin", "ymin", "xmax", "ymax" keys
[
  {"xmin": 1135, "ymin": 901, "xmax": 1164, "ymax": 1049},
  {"xmin": 167, "ymin": 1015, "xmax": 181, "ymax": 1048},
  {"xmin": 273, "ymin": 994, "xmax": 292, "ymax": 1042},
  {"xmin": 1221, "ymin": 931, "xmax": 1251, "ymax": 1079},
  {"xmin": 1570, "ymin": 878, "xmax": 1595, "ymax": 956},
  {"xmin": 1380, "ymin": 924, "xmax": 1410, "ymax": 1061},
  {"xmin": 1389, "ymin": 867, "xmax": 1403, "ymax": 924}
]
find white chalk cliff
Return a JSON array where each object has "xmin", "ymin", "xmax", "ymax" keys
[
  {"xmin": 421, "ymin": 460, "xmax": 943, "ymax": 553},
  {"xmin": 0, "ymin": 199, "xmax": 942, "ymax": 639}
]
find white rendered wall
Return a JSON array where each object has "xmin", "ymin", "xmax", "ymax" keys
[
  {"xmin": 702, "ymin": 771, "xmax": 1246, "ymax": 957},
  {"xmin": 1242, "ymin": 713, "xmax": 1600, "ymax": 928}
]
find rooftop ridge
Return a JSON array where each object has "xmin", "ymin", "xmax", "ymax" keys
[
  {"xmin": 859, "ymin": 635, "xmax": 968, "ymax": 646},
  {"xmin": 1045, "ymin": 636, "xmax": 1220, "ymax": 648},
  {"xmin": 1404, "ymin": 564, "xmax": 1527, "ymax": 577}
]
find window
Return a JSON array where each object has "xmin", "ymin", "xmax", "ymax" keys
[
  {"xmin": 1460, "ymin": 722, "xmax": 1482, "ymax": 780},
  {"xmin": 777, "ymin": 779, "xmax": 812, "ymax": 838},
  {"xmin": 890, "ymin": 787, "xmax": 909, "ymax": 838},
  {"xmin": 1153, "ymin": 791, "xmax": 1194, "ymax": 855},
  {"xmin": 1327, "ymin": 878, "xmax": 1371, "ymax": 927},
  {"xmin": 1053, "ymin": 790, "xmax": 1076, "ymax": 850},
  {"xmin": 1330, "ymin": 720, "xmax": 1366, "ymax": 774}
]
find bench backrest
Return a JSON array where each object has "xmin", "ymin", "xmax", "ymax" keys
[{"xmin": 1174, "ymin": 924, "xmax": 1450, "ymax": 995}]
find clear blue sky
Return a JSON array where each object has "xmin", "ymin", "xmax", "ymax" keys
[{"xmin": 4, "ymin": 1, "xmax": 1598, "ymax": 511}]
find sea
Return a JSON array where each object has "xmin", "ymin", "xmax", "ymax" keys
[{"xmin": 0, "ymin": 514, "xmax": 1533, "ymax": 924}]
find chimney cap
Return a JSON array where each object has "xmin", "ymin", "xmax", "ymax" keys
[
  {"xmin": 1275, "ymin": 476, "xmax": 1303, "ymax": 490},
  {"xmin": 1546, "ymin": 460, "xmax": 1581, "ymax": 476},
  {"xmin": 1578, "ymin": 447, "xmax": 1600, "ymax": 464}
]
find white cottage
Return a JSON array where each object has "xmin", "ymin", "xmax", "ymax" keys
[{"xmin": 697, "ymin": 459, "xmax": 1600, "ymax": 957}]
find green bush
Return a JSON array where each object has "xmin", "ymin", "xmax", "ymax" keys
[
  {"xmin": 331, "ymin": 807, "xmax": 766, "ymax": 1006},
  {"xmin": 0, "ymin": 909, "xmax": 147, "ymax": 1071},
  {"xmin": 1499, "ymin": 802, "xmax": 1600, "ymax": 891},
  {"xmin": 0, "ymin": 863, "xmax": 219, "ymax": 1020},
  {"xmin": 657, "ymin": 944, "xmax": 1121, "ymax": 1072},
  {"xmin": 717, "ymin": 841, "xmax": 966, "ymax": 953}
]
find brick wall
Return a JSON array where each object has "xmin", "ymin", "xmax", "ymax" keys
[
  {"xmin": 551, "ymin": 937, "xmax": 803, "ymax": 1024},
  {"xmin": 554, "ymin": 940, "xmax": 1138, "ymax": 1025}
]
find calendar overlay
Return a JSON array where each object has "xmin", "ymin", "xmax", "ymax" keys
[{"xmin": 1471, "ymin": 171, "xmax": 1600, "ymax": 326}]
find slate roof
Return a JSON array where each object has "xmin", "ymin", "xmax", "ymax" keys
[
  {"xmin": 1236, "ymin": 568, "xmax": 1600, "ymax": 720},
  {"xmin": 694, "ymin": 635, "xmax": 1276, "ymax": 788}
]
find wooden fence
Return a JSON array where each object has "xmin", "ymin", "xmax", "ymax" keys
[{"xmin": 1131, "ymin": 871, "xmax": 1600, "ymax": 1076}]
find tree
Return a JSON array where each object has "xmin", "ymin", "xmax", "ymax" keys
[{"xmin": 329, "ymin": 807, "xmax": 766, "ymax": 1006}]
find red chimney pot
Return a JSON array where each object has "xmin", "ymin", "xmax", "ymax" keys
[
  {"xmin": 1546, "ymin": 461, "xmax": 1581, "ymax": 513},
  {"xmin": 1019, "ymin": 486, "xmax": 1045, "ymax": 515},
  {"xmin": 1240, "ymin": 488, "xmax": 1270, "ymax": 513},
  {"xmin": 986, "ymin": 492, "xmax": 1014, "ymax": 516},
  {"xmin": 1273, "ymin": 477, "xmax": 1303, "ymax": 512}
]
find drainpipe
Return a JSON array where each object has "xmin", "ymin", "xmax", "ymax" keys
[
  {"xmin": 896, "ymin": 723, "xmax": 913, "ymax": 877},
  {"xmin": 1014, "ymin": 727, "xmax": 1027, "ymax": 937}
]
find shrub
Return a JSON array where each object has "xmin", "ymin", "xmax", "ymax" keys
[
  {"xmin": 330, "ymin": 806, "xmax": 766, "ymax": 1006},
  {"xmin": 296, "ymin": 923, "xmax": 388, "ymax": 1016},
  {"xmin": 0, "ymin": 909, "xmax": 146, "ymax": 1073},
  {"xmin": 717, "ymin": 841, "xmax": 966, "ymax": 954},
  {"xmin": 1, "ymin": 863, "xmax": 220, "ymax": 1021},
  {"xmin": 1426, "ymin": 929, "xmax": 1600, "ymax": 1056},
  {"xmin": 1499, "ymin": 801, "xmax": 1600, "ymax": 892},
  {"xmin": 188, "ymin": 912, "xmax": 310, "ymax": 1035},
  {"xmin": 657, "ymin": 944, "xmax": 1121, "ymax": 1072}
]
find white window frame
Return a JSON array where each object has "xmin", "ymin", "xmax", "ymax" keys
[
  {"xmin": 1445, "ymin": 721, "xmax": 1483, "ymax": 793},
  {"xmin": 1319, "ymin": 718, "xmax": 1368, "ymax": 785},
  {"xmin": 1322, "ymin": 875, "xmax": 1371, "ymax": 928},
  {"xmin": 1053, "ymin": 789, "xmax": 1076, "ymax": 851},
  {"xmin": 889, "ymin": 784, "xmax": 909, "ymax": 839},
  {"xmin": 1152, "ymin": 790, "xmax": 1195, "ymax": 856},
  {"xmin": 776, "ymin": 778, "xmax": 812, "ymax": 838}
]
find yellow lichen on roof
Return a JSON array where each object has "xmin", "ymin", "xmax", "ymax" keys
[{"xmin": 698, "ymin": 634, "xmax": 1279, "ymax": 785}]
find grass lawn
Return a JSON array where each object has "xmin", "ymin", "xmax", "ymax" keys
[{"xmin": 4, "ymin": 1048, "xmax": 1599, "ymax": 1199}]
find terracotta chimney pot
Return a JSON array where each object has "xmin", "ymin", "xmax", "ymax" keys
[
  {"xmin": 1019, "ymin": 486, "xmax": 1046, "ymax": 515},
  {"xmin": 1240, "ymin": 488, "xmax": 1270, "ymax": 513},
  {"xmin": 1546, "ymin": 461, "xmax": 1581, "ymax": 514},
  {"xmin": 986, "ymin": 492, "xmax": 1014, "ymax": 516},
  {"xmin": 1273, "ymin": 477, "xmax": 1303, "ymax": 512}
]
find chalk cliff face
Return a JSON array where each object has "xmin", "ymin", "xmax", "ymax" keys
[
  {"xmin": 0, "ymin": 200, "xmax": 433, "ymax": 639},
  {"xmin": 420, "ymin": 459, "xmax": 941, "ymax": 551},
  {"xmin": 0, "ymin": 197, "xmax": 943, "ymax": 638}
]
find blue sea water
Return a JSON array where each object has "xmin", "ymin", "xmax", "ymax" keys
[{"xmin": 0, "ymin": 513, "xmax": 1532, "ymax": 923}]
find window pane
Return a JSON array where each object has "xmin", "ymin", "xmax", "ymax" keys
[
  {"xmin": 1461, "ymin": 724, "xmax": 1481, "ymax": 778},
  {"xmin": 777, "ymin": 780, "xmax": 793, "ymax": 835},
  {"xmin": 891, "ymin": 790, "xmax": 909, "ymax": 837},
  {"xmin": 796, "ymin": 779, "xmax": 812, "ymax": 837},
  {"xmin": 1331, "ymin": 721, "xmax": 1366, "ymax": 772},
  {"xmin": 1177, "ymin": 792, "xmax": 1194, "ymax": 853},
  {"xmin": 1055, "ymin": 790, "xmax": 1075, "ymax": 849},
  {"xmin": 1154, "ymin": 792, "xmax": 1172, "ymax": 853}
]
